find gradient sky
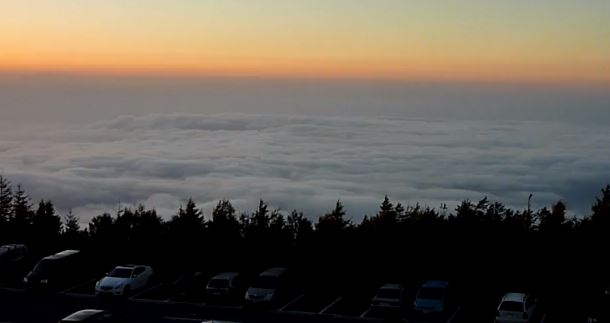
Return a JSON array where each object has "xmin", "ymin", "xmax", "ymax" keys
[{"xmin": 2, "ymin": 0, "xmax": 610, "ymax": 83}]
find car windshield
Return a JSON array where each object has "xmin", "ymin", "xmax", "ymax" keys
[
  {"xmin": 32, "ymin": 259, "xmax": 54, "ymax": 274},
  {"xmin": 500, "ymin": 301, "xmax": 524, "ymax": 312},
  {"xmin": 417, "ymin": 287, "xmax": 444, "ymax": 300},
  {"xmin": 251, "ymin": 275, "xmax": 278, "ymax": 289},
  {"xmin": 108, "ymin": 268, "xmax": 133, "ymax": 278},
  {"xmin": 209, "ymin": 279, "xmax": 230, "ymax": 288},
  {"xmin": 377, "ymin": 288, "xmax": 401, "ymax": 299},
  {"xmin": 0, "ymin": 247, "xmax": 10, "ymax": 261}
]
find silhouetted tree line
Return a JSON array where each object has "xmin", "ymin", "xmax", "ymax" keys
[{"xmin": 1, "ymin": 174, "xmax": 609, "ymax": 312}]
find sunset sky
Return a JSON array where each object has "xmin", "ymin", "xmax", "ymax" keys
[{"xmin": 2, "ymin": 0, "xmax": 610, "ymax": 84}]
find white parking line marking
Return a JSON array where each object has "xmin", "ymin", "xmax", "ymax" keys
[
  {"xmin": 0, "ymin": 286, "xmax": 26, "ymax": 293},
  {"xmin": 129, "ymin": 283, "xmax": 162, "ymax": 299},
  {"xmin": 360, "ymin": 308, "xmax": 371, "ymax": 318},
  {"xmin": 279, "ymin": 293, "xmax": 304, "ymax": 311},
  {"xmin": 446, "ymin": 306, "xmax": 461, "ymax": 323},
  {"xmin": 319, "ymin": 296, "xmax": 343, "ymax": 314},
  {"xmin": 58, "ymin": 278, "xmax": 97, "ymax": 295},
  {"xmin": 162, "ymin": 317, "xmax": 204, "ymax": 322}
]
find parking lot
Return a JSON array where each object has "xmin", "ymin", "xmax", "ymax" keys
[
  {"xmin": 2, "ymin": 256, "xmax": 608, "ymax": 323},
  {"xmin": 0, "ymin": 271, "xmax": 470, "ymax": 323}
]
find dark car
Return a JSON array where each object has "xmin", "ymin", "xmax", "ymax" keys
[
  {"xmin": 59, "ymin": 309, "xmax": 121, "ymax": 323},
  {"xmin": 0, "ymin": 244, "xmax": 29, "ymax": 281},
  {"xmin": 24, "ymin": 250, "xmax": 85, "ymax": 290},
  {"xmin": 206, "ymin": 272, "xmax": 246, "ymax": 302}
]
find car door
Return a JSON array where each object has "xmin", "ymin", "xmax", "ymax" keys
[
  {"xmin": 132, "ymin": 267, "xmax": 146, "ymax": 289},
  {"xmin": 525, "ymin": 296, "xmax": 536, "ymax": 322}
]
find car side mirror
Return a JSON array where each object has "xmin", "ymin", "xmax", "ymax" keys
[{"xmin": 132, "ymin": 273, "xmax": 138, "ymax": 278}]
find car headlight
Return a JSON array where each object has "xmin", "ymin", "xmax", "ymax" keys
[
  {"xmin": 40, "ymin": 279, "xmax": 48, "ymax": 284},
  {"xmin": 23, "ymin": 277, "xmax": 29, "ymax": 283}
]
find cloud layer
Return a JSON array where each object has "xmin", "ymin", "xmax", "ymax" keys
[{"xmin": 1, "ymin": 113, "xmax": 609, "ymax": 224}]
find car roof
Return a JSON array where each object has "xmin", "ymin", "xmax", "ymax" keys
[
  {"xmin": 260, "ymin": 267, "xmax": 288, "ymax": 277},
  {"xmin": 211, "ymin": 272, "xmax": 240, "ymax": 280},
  {"xmin": 0, "ymin": 244, "xmax": 27, "ymax": 254},
  {"xmin": 502, "ymin": 293, "xmax": 528, "ymax": 302},
  {"xmin": 379, "ymin": 283, "xmax": 404, "ymax": 290},
  {"xmin": 117, "ymin": 264, "xmax": 148, "ymax": 269},
  {"xmin": 0, "ymin": 244, "xmax": 27, "ymax": 250},
  {"xmin": 44, "ymin": 250, "xmax": 79, "ymax": 260},
  {"xmin": 61, "ymin": 309, "xmax": 105, "ymax": 321},
  {"xmin": 422, "ymin": 280, "xmax": 450, "ymax": 288}
]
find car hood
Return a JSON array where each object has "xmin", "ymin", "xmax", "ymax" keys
[
  {"xmin": 246, "ymin": 287, "xmax": 274, "ymax": 296},
  {"xmin": 99, "ymin": 276, "xmax": 129, "ymax": 287}
]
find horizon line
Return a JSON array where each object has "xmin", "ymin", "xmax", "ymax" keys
[{"xmin": 2, "ymin": 67, "xmax": 610, "ymax": 89}]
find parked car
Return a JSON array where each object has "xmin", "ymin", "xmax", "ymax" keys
[
  {"xmin": 170, "ymin": 271, "xmax": 207, "ymax": 301},
  {"xmin": 95, "ymin": 265, "xmax": 154, "ymax": 296},
  {"xmin": 244, "ymin": 267, "xmax": 289, "ymax": 306},
  {"xmin": 207, "ymin": 272, "xmax": 244, "ymax": 301},
  {"xmin": 23, "ymin": 250, "xmax": 83, "ymax": 289},
  {"xmin": 371, "ymin": 283, "xmax": 406, "ymax": 310},
  {"xmin": 413, "ymin": 280, "xmax": 450, "ymax": 315},
  {"xmin": 0, "ymin": 244, "xmax": 29, "ymax": 280},
  {"xmin": 495, "ymin": 292, "xmax": 537, "ymax": 323},
  {"xmin": 59, "ymin": 309, "xmax": 119, "ymax": 323}
]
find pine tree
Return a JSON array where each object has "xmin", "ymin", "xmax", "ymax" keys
[
  {"xmin": 373, "ymin": 195, "xmax": 397, "ymax": 227},
  {"xmin": 61, "ymin": 209, "xmax": 82, "ymax": 248},
  {"xmin": 316, "ymin": 200, "xmax": 350, "ymax": 232},
  {"xmin": 592, "ymin": 185, "xmax": 610, "ymax": 222},
  {"xmin": 168, "ymin": 198, "xmax": 205, "ymax": 261},
  {"xmin": 212, "ymin": 199, "xmax": 238, "ymax": 227},
  {"xmin": 63, "ymin": 210, "xmax": 81, "ymax": 236},
  {"xmin": 10, "ymin": 185, "xmax": 33, "ymax": 242},
  {"xmin": 173, "ymin": 198, "xmax": 203, "ymax": 228},
  {"xmin": 88, "ymin": 213, "xmax": 115, "ymax": 240},
  {"xmin": 32, "ymin": 200, "xmax": 62, "ymax": 249},
  {"xmin": 287, "ymin": 210, "xmax": 313, "ymax": 244},
  {"xmin": 210, "ymin": 199, "xmax": 241, "ymax": 242},
  {"xmin": 0, "ymin": 175, "xmax": 12, "ymax": 242}
]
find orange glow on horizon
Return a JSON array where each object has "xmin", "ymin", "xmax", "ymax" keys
[
  {"xmin": 2, "ymin": 59, "xmax": 609, "ymax": 87},
  {"xmin": 2, "ymin": 1, "xmax": 609, "ymax": 86}
]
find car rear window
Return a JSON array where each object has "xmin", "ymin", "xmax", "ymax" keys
[
  {"xmin": 500, "ymin": 301, "xmax": 524, "ymax": 312},
  {"xmin": 108, "ymin": 268, "xmax": 133, "ymax": 278},
  {"xmin": 209, "ymin": 279, "xmax": 230, "ymax": 288},
  {"xmin": 417, "ymin": 287, "xmax": 444, "ymax": 300},
  {"xmin": 377, "ymin": 288, "xmax": 401, "ymax": 299},
  {"xmin": 252, "ymin": 275, "xmax": 278, "ymax": 289},
  {"xmin": 32, "ymin": 259, "xmax": 55, "ymax": 274}
]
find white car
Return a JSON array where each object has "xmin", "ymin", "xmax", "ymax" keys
[
  {"xmin": 495, "ymin": 293, "xmax": 537, "ymax": 323},
  {"xmin": 95, "ymin": 265, "xmax": 153, "ymax": 296},
  {"xmin": 371, "ymin": 283, "xmax": 406, "ymax": 309}
]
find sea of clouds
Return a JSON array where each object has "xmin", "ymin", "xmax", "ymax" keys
[{"xmin": 1, "ymin": 113, "xmax": 609, "ymax": 224}]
